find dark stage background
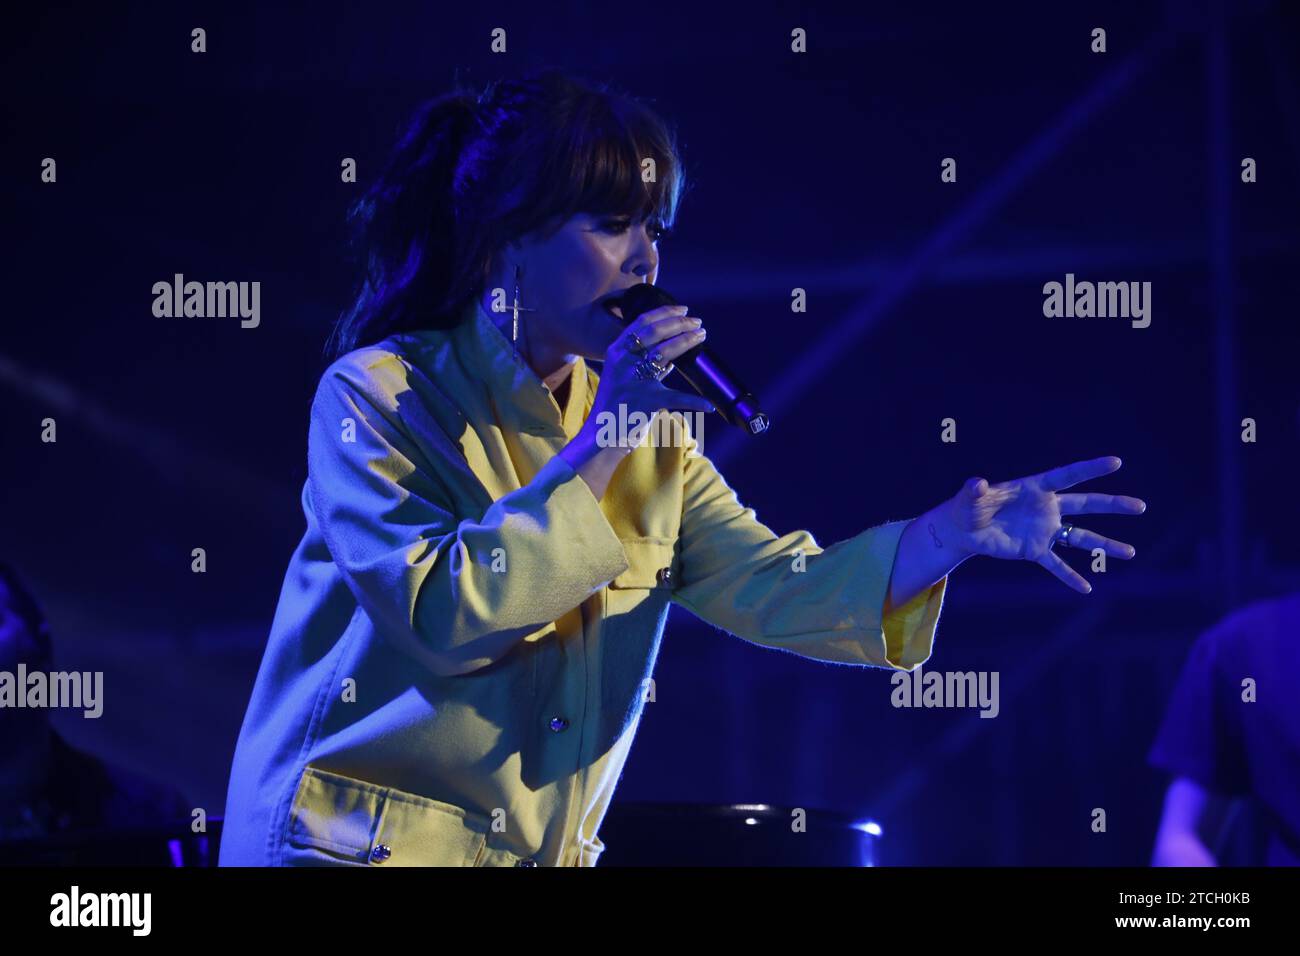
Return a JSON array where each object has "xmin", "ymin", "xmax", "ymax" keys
[{"xmin": 3, "ymin": 0, "xmax": 1298, "ymax": 864}]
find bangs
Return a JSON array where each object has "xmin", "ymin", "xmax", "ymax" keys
[{"xmin": 542, "ymin": 98, "xmax": 686, "ymax": 234}]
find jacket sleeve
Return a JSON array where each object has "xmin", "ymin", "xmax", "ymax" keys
[
  {"xmin": 306, "ymin": 354, "xmax": 631, "ymax": 677},
  {"xmin": 668, "ymin": 431, "xmax": 947, "ymax": 671}
]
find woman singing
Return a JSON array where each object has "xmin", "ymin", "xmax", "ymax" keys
[{"xmin": 219, "ymin": 68, "xmax": 1145, "ymax": 867}]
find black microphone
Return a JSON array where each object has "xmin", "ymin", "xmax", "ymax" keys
[{"xmin": 603, "ymin": 284, "xmax": 770, "ymax": 435}]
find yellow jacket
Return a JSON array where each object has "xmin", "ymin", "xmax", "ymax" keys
[{"xmin": 219, "ymin": 296, "xmax": 949, "ymax": 867}]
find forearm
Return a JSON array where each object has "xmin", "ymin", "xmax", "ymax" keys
[{"xmin": 886, "ymin": 495, "xmax": 973, "ymax": 612}]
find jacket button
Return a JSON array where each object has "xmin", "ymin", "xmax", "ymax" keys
[
  {"xmin": 548, "ymin": 716, "xmax": 569, "ymax": 732},
  {"xmin": 516, "ymin": 858, "xmax": 539, "ymax": 867},
  {"xmin": 369, "ymin": 844, "xmax": 392, "ymax": 863},
  {"xmin": 657, "ymin": 566, "xmax": 673, "ymax": 585}
]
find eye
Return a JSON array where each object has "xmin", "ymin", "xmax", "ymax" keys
[{"xmin": 601, "ymin": 218, "xmax": 672, "ymax": 242}]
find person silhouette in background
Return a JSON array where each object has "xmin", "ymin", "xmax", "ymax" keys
[
  {"xmin": 1149, "ymin": 590, "xmax": 1300, "ymax": 866},
  {"xmin": 0, "ymin": 560, "xmax": 190, "ymax": 845}
]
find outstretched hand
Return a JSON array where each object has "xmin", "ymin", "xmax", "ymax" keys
[{"xmin": 950, "ymin": 455, "xmax": 1146, "ymax": 594}]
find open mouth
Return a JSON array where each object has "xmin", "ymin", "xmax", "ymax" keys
[{"xmin": 598, "ymin": 294, "xmax": 627, "ymax": 322}]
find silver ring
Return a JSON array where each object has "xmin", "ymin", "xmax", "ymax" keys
[
  {"xmin": 1053, "ymin": 523, "xmax": 1074, "ymax": 547},
  {"xmin": 633, "ymin": 353, "xmax": 672, "ymax": 381},
  {"xmin": 628, "ymin": 329, "xmax": 646, "ymax": 353}
]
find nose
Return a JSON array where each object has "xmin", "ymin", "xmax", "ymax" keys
[{"xmin": 628, "ymin": 223, "xmax": 659, "ymax": 283}]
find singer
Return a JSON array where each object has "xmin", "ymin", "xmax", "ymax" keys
[{"xmin": 219, "ymin": 69, "xmax": 1146, "ymax": 867}]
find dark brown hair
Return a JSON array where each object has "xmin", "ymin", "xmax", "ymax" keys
[{"xmin": 325, "ymin": 67, "xmax": 690, "ymax": 360}]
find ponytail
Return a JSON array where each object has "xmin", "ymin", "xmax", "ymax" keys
[{"xmin": 326, "ymin": 92, "xmax": 479, "ymax": 361}]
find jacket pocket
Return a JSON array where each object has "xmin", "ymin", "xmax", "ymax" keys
[
  {"xmin": 283, "ymin": 766, "xmax": 489, "ymax": 867},
  {"xmin": 608, "ymin": 537, "xmax": 677, "ymax": 590}
]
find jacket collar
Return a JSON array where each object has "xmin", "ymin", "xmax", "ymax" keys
[{"xmin": 454, "ymin": 296, "xmax": 590, "ymax": 441}]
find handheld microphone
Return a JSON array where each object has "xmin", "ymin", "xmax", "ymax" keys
[{"xmin": 603, "ymin": 284, "xmax": 770, "ymax": 435}]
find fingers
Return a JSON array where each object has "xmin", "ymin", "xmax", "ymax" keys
[
  {"xmin": 1036, "ymin": 550, "xmax": 1093, "ymax": 594},
  {"xmin": 1057, "ymin": 525, "xmax": 1136, "ymax": 559},
  {"xmin": 655, "ymin": 324, "xmax": 708, "ymax": 363},
  {"xmin": 1057, "ymin": 492, "xmax": 1147, "ymax": 516},
  {"xmin": 1039, "ymin": 455, "xmax": 1122, "ymax": 492},
  {"xmin": 614, "ymin": 304, "xmax": 684, "ymax": 355},
  {"xmin": 624, "ymin": 305, "xmax": 704, "ymax": 353}
]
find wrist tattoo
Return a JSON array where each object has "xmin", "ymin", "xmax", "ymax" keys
[{"xmin": 927, "ymin": 522, "xmax": 944, "ymax": 549}]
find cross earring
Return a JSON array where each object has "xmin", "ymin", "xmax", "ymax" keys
[{"xmin": 510, "ymin": 264, "xmax": 537, "ymax": 365}]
